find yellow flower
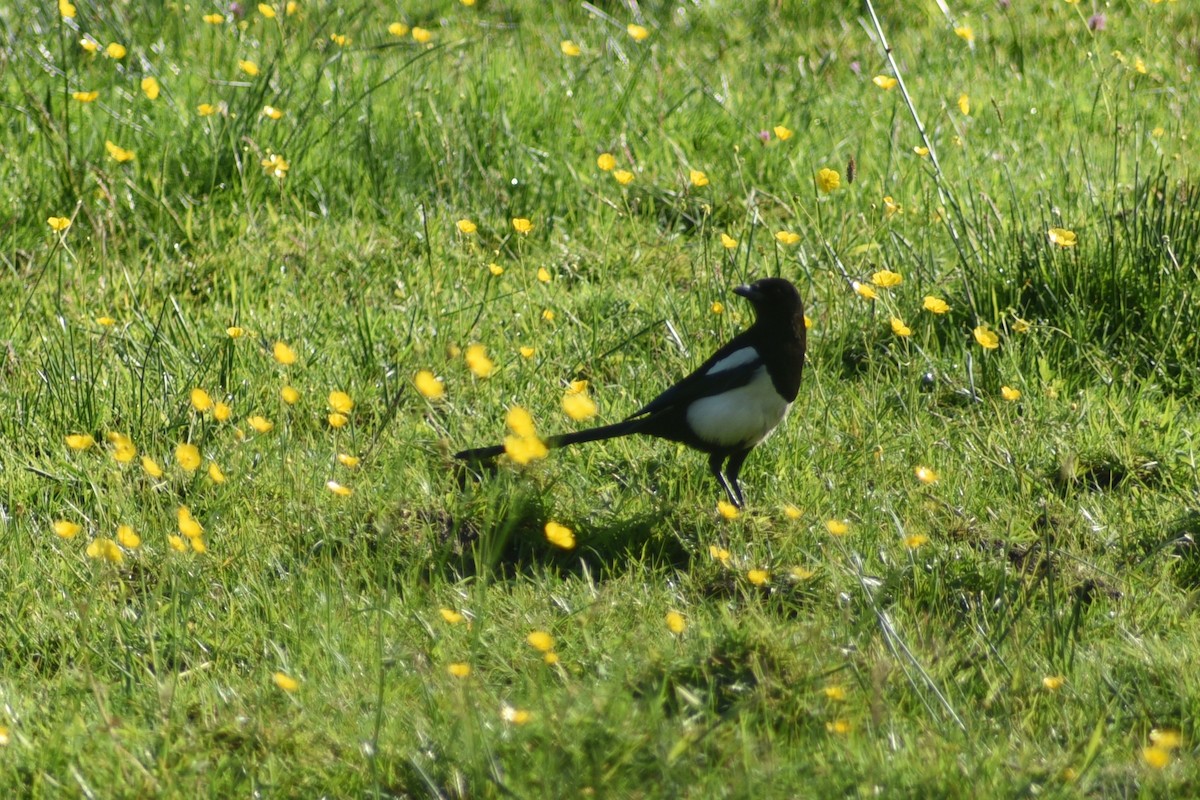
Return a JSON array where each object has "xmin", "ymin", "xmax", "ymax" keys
[
  {"xmin": 747, "ymin": 569, "xmax": 769, "ymax": 586},
  {"xmin": 823, "ymin": 685, "xmax": 847, "ymax": 701},
  {"xmin": 709, "ymin": 544, "xmax": 731, "ymax": 564},
  {"xmin": 261, "ymin": 153, "xmax": 289, "ymax": 178},
  {"xmin": 96, "ymin": 316, "xmax": 116, "ymax": 327},
  {"xmin": 464, "ymin": 344, "xmax": 495, "ymax": 379},
  {"xmin": 273, "ymin": 341, "xmax": 297, "ymax": 365},
  {"xmin": 178, "ymin": 506, "xmax": 204, "ymax": 539},
  {"xmin": 191, "ymin": 388, "xmax": 213, "ymax": 412},
  {"xmin": 53, "ymin": 520, "xmax": 82, "ymax": 539},
  {"xmin": 544, "ymin": 652, "xmax": 559, "ymax": 665},
  {"xmin": 544, "ymin": 521, "xmax": 575, "ymax": 549},
  {"xmin": 783, "ymin": 504, "xmax": 802, "ymax": 520},
  {"xmin": 957, "ymin": 94, "xmax": 970, "ymax": 115},
  {"xmin": 226, "ymin": 326, "xmax": 245, "ymax": 338},
  {"xmin": 773, "ymin": 125, "xmax": 793, "ymax": 140},
  {"xmin": 1000, "ymin": 386, "xmax": 1021, "ymax": 402},
  {"xmin": 512, "ymin": 217, "xmax": 533, "ymax": 234},
  {"xmin": 108, "ymin": 432, "xmax": 137, "ymax": 463},
  {"xmin": 1143, "ymin": 746, "xmax": 1171, "ymax": 769},
  {"xmin": 913, "ymin": 146, "xmax": 930, "ymax": 157},
  {"xmin": 412, "ymin": 27, "xmax": 433, "ymax": 44},
  {"xmin": 116, "ymin": 524, "xmax": 141, "ymax": 549},
  {"xmin": 59, "ymin": 0, "xmax": 76, "ymax": 17},
  {"xmin": 105, "ymin": 141, "xmax": 135, "ymax": 163},
  {"xmin": 526, "ymin": 630, "xmax": 555, "ymax": 652},
  {"xmin": 388, "ymin": 22, "xmax": 410, "ymax": 37},
  {"xmin": 203, "ymin": 13, "xmax": 224, "ymax": 24},
  {"xmin": 537, "ymin": 267, "xmax": 551, "ymax": 283},
  {"xmin": 560, "ymin": 40, "xmax": 581, "ymax": 57},
  {"xmin": 890, "ymin": 317, "xmax": 912, "ymax": 337},
  {"xmin": 197, "ymin": 103, "xmax": 218, "ymax": 117},
  {"xmin": 826, "ymin": 720, "xmax": 852, "ymax": 735},
  {"xmin": 326, "ymin": 480, "xmax": 352, "ymax": 497},
  {"xmin": 804, "ymin": 315, "xmax": 813, "ymax": 329},
  {"xmin": 141, "ymin": 76, "xmax": 160, "ymax": 100},
  {"xmin": 415, "ymin": 370, "xmax": 445, "ymax": 400},
  {"xmin": 1133, "ymin": 57, "xmax": 1147, "ymax": 75},
  {"xmin": 248, "ymin": 415, "xmax": 274, "ymax": 433},
  {"xmin": 613, "ymin": 169, "xmax": 634, "ymax": 185},
  {"xmin": 86, "ymin": 538, "xmax": 123, "ymax": 564},
  {"xmin": 191, "ymin": 537, "xmax": 207, "ymax": 555},
  {"xmin": 49, "ymin": 216, "xmax": 72, "ymax": 232},
  {"xmin": 852, "ymin": 281, "xmax": 877, "ymax": 301},
  {"xmin": 1042, "ymin": 675, "xmax": 1065, "ymax": 691},
  {"xmin": 337, "ymin": 453, "xmax": 360, "ymax": 468},
  {"xmin": 175, "ymin": 442, "xmax": 201, "ymax": 471},
  {"xmin": 1012, "ymin": 317, "xmax": 1031, "ymax": 334},
  {"xmin": 213, "ymin": 402, "xmax": 232, "ymax": 422},
  {"xmin": 328, "ymin": 391, "xmax": 353, "ymax": 414},
  {"xmin": 904, "ymin": 534, "xmax": 929, "ymax": 549},
  {"xmin": 71, "ymin": 91, "xmax": 98, "ymax": 103},
  {"xmin": 883, "ymin": 196, "xmax": 902, "ymax": 217},
  {"xmin": 66, "ymin": 433, "xmax": 95, "ymax": 451},
  {"xmin": 720, "ymin": 233, "xmax": 737, "ymax": 249},
  {"xmin": 716, "ymin": 501, "xmax": 740, "ymax": 520},
  {"xmin": 329, "ymin": 33, "xmax": 348, "ymax": 46},
  {"xmin": 518, "ymin": 346, "xmax": 535, "ymax": 359},
  {"xmin": 168, "ymin": 535, "xmax": 188, "ymax": 552},
  {"xmin": 627, "ymin": 23, "xmax": 650, "ymax": 41},
  {"xmin": 80, "ymin": 38, "xmax": 99, "ymax": 54},
  {"xmin": 541, "ymin": 309, "xmax": 555, "ymax": 322},
  {"xmin": 272, "ymin": 672, "xmax": 300, "ymax": 693},
  {"xmin": 501, "ymin": 706, "xmax": 531, "ymax": 724},
  {"xmin": 923, "ymin": 296, "xmax": 950, "ymax": 314},
  {"xmin": 597, "ymin": 153, "xmax": 616, "ymax": 171},
  {"xmin": 105, "ymin": 43, "xmax": 127, "ymax": 59},
  {"xmin": 665, "ymin": 611, "xmax": 686, "ymax": 634},
  {"xmin": 689, "ymin": 169, "xmax": 709, "ymax": 187},
  {"xmin": 281, "ymin": 385, "xmax": 300, "ymax": 405},
  {"xmin": 141, "ymin": 455, "xmax": 164, "ymax": 478},
  {"xmin": 440, "ymin": 608, "xmax": 464, "ymax": 624},
  {"xmin": 825, "ymin": 519, "xmax": 849, "ymax": 536},
  {"xmin": 954, "ymin": 26, "xmax": 974, "ymax": 44},
  {"xmin": 914, "ymin": 466, "xmax": 938, "ymax": 484},
  {"xmin": 816, "ymin": 167, "xmax": 840, "ymax": 193},
  {"xmin": 873, "ymin": 75, "xmax": 898, "ymax": 90},
  {"xmin": 710, "ymin": 301, "xmax": 724, "ymax": 315},
  {"xmin": 505, "ymin": 435, "xmax": 549, "ymax": 464},
  {"xmin": 328, "ymin": 412, "xmax": 348, "ymax": 428},
  {"xmin": 1150, "ymin": 730, "xmax": 1183, "ymax": 750},
  {"xmin": 447, "ymin": 662, "xmax": 471, "ymax": 678},
  {"xmin": 973, "ymin": 325, "xmax": 999, "ymax": 350},
  {"xmin": 262, "ymin": 105, "xmax": 284, "ymax": 120},
  {"xmin": 1047, "ymin": 227, "xmax": 1077, "ymax": 247},
  {"xmin": 456, "ymin": 218, "xmax": 477, "ymax": 234},
  {"xmin": 488, "ymin": 263, "xmax": 504, "ymax": 276},
  {"xmin": 238, "ymin": 59, "xmax": 259, "ymax": 76},
  {"xmin": 258, "ymin": 3, "xmax": 277, "ymax": 18},
  {"xmin": 774, "ymin": 230, "xmax": 800, "ymax": 245},
  {"xmin": 207, "ymin": 462, "xmax": 226, "ymax": 484}
]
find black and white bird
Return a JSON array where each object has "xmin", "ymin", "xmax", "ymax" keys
[{"xmin": 455, "ymin": 277, "xmax": 807, "ymax": 507}]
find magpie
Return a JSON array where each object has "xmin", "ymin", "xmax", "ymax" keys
[{"xmin": 454, "ymin": 277, "xmax": 807, "ymax": 508}]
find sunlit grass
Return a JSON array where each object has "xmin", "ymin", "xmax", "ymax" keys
[{"xmin": 2, "ymin": 0, "xmax": 1199, "ymax": 796}]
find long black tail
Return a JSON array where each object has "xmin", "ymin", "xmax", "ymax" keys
[{"xmin": 453, "ymin": 418, "xmax": 645, "ymax": 461}]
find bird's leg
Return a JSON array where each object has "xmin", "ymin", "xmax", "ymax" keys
[
  {"xmin": 725, "ymin": 450, "xmax": 750, "ymax": 508},
  {"xmin": 708, "ymin": 452, "xmax": 741, "ymax": 508}
]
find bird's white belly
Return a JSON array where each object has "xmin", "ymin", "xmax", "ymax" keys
[{"xmin": 686, "ymin": 366, "xmax": 791, "ymax": 449}]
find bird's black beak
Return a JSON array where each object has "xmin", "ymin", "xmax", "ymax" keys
[{"xmin": 733, "ymin": 284, "xmax": 761, "ymax": 302}]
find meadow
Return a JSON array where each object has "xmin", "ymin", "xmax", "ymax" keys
[{"xmin": 2, "ymin": 0, "xmax": 1199, "ymax": 796}]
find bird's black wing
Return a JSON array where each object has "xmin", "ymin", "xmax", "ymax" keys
[{"xmin": 624, "ymin": 337, "xmax": 763, "ymax": 421}]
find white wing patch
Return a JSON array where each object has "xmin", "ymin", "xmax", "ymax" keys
[
  {"xmin": 705, "ymin": 347, "xmax": 760, "ymax": 376},
  {"xmin": 686, "ymin": 365, "xmax": 791, "ymax": 448}
]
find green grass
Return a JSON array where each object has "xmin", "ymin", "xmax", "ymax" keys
[{"xmin": 3, "ymin": 0, "xmax": 1200, "ymax": 796}]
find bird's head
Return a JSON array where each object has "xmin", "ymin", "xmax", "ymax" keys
[{"xmin": 733, "ymin": 278, "xmax": 804, "ymax": 323}]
